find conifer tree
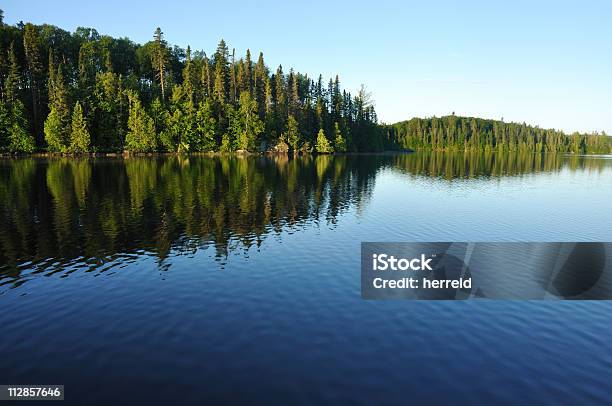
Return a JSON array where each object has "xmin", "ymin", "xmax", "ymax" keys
[
  {"xmin": 3, "ymin": 43, "xmax": 35, "ymax": 152},
  {"xmin": 70, "ymin": 101, "xmax": 91, "ymax": 152},
  {"xmin": 201, "ymin": 55, "xmax": 212, "ymax": 99},
  {"xmin": 286, "ymin": 115, "xmax": 300, "ymax": 152},
  {"xmin": 315, "ymin": 128, "xmax": 333, "ymax": 153},
  {"xmin": 274, "ymin": 65, "xmax": 286, "ymax": 132},
  {"xmin": 333, "ymin": 122, "xmax": 346, "ymax": 152},
  {"xmin": 213, "ymin": 39, "xmax": 229, "ymax": 103},
  {"xmin": 195, "ymin": 100, "xmax": 217, "ymax": 151},
  {"xmin": 244, "ymin": 49, "xmax": 252, "ymax": 95},
  {"xmin": 125, "ymin": 91, "xmax": 156, "ymax": 152},
  {"xmin": 234, "ymin": 91, "xmax": 263, "ymax": 151},
  {"xmin": 152, "ymin": 27, "xmax": 168, "ymax": 101},
  {"xmin": 0, "ymin": 103, "xmax": 10, "ymax": 150},
  {"xmin": 5, "ymin": 42, "xmax": 20, "ymax": 104},
  {"xmin": 182, "ymin": 46, "xmax": 196, "ymax": 103},
  {"xmin": 44, "ymin": 64, "xmax": 71, "ymax": 152},
  {"xmin": 23, "ymin": 23, "xmax": 44, "ymax": 143},
  {"xmin": 254, "ymin": 52, "xmax": 267, "ymax": 120},
  {"xmin": 7, "ymin": 101, "xmax": 35, "ymax": 153}
]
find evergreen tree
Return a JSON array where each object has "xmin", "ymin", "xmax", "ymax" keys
[
  {"xmin": 315, "ymin": 128, "xmax": 333, "ymax": 153},
  {"xmin": 70, "ymin": 101, "xmax": 91, "ymax": 152},
  {"xmin": 5, "ymin": 42, "xmax": 20, "ymax": 103},
  {"xmin": 0, "ymin": 103, "xmax": 9, "ymax": 150},
  {"xmin": 7, "ymin": 101, "xmax": 35, "ymax": 153},
  {"xmin": 201, "ymin": 55, "xmax": 212, "ymax": 99},
  {"xmin": 1, "ymin": 42, "xmax": 35, "ymax": 152},
  {"xmin": 333, "ymin": 122, "xmax": 346, "ymax": 152},
  {"xmin": 94, "ymin": 70, "xmax": 124, "ymax": 150},
  {"xmin": 253, "ymin": 52, "xmax": 267, "ymax": 120},
  {"xmin": 286, "ymin": 115, "xmax": 300, "ymax": 152},
  {"xmin": 151, "ymin": 27, "xmax": 168, "ymax": 101},
  {"xmin": 182, "ymin": 46, "xmax": 196, "ymax": 103},
  {"xmin": 274, "ymin": 65, "xmax": 286, "ymax": 135},
  {"xmin": 125, "ymin": 91, "xmax": 156, "ymax": 152},
  {"xmin": 195, "ymin": 100, "xmax": 217, "ymax": 151},
  {"xmin": 233, "ymin": 91, "xmax": 264, "ymax": 151},
  {"xmin": 23, "ymin": 23, "xmax": 44, "ymax": 144},
  {"xmin": 213, "ymin": 39, "xmax": 229, "ymax": 103},
  {"xmin": 244, "ymin": 49, "xmax": 252, "ymax": 95},
  {"xmin": 44, "ymin": 64, "xmax": 71, "ymax": 152}
]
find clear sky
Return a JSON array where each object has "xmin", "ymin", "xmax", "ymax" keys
[{"xmin": 3, "ymin": 0, "xmax": 611, "ymax": 134}]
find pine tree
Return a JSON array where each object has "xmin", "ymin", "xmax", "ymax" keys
[
  {"xmin": 274, "ymin": 65, "xmax": 286, "ymax": 135},
  {"xmin": 182, "ymin": 46, "xmax": 196, "ymax": 103},
  {"xmin": 151, "ymin": 27, "xmax": 168, "ymax": 101},
  {"xmin": 44, "ymin": 64, "xmax": 71, "ymax": 152},
  {"xmin": 316, "ymin": 128, "xmax": 333, "ymax": 153},
  {"xmin": 8, "ymin": 104, "xmax": 34, "ymax": 152},
  {"xmin": 0, "ymin": 103, "xmax": 10, "ymax": 150},
  {"xmin": 125, "ymin": 91, "xmax": 156, "ymax": 152},
  {"xmin": 201, "ymin": 55, "xmax": 212, "ymax": 99},
  {"xmin": 286, "ymin": 115, "xmax": 300, "ymax": 152},
  {"xmin": 23, "ymin": 23, "xmax": 44, "ymax": 144},
  {"xmin": 213, "ymin": 39, "xmax": 229, "ymax": 103},
  {"xmin": 5, "ymin": 42, "xmax": 20, "ymax": 104},
  {"xmin": 333, "ymin": 122, "xmax": 346, "ymax": 152},
  {"xmin": 244, "ymin": 49, "xmax": 252, "ymax": 95},
  {"xmin": 70, "ymin": 101, "xmax": 91, "ymax": 152},
  {"xmin": 195, "ymin": 100, "xmax": 217, "ymax": 151},
  {"xmin": 234, "ymin": 91, "xmax": 263, "ymax": 151},
  {"xmin": 94, "ymin": 70, "xmax": 124, "ymax": 150},
  {"xmin": 3, "ymin": 44, "xmax": 35, "ymax": 153},
  {"xmin": 254, "ymin": 52, "xmax": 267, "ymax": 120}
]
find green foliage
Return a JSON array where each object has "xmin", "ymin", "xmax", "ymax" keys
[
  {"xmin": 285, "ymin": 115, "xmax": 300, "ymax": 152},
  {"xmin": 93, "ymin": 71, "xmax": 124, "ymax": 150},
  {"xmin": 44, "ymin": 65, "xmax": 71, "ymax": 152},
  {"xmin": 8, "ymin": 100, "xmax": 36, "ymax": 153},
  {"xmin": 16, "ymin": 19, "xmax": 610, "ymax": 155},
  {"xmin": 5, "ymin": 42, "xmax": 21, "ymax": 104},
  {"xmin": 70, "ymin": 102, "xmax": 91, "ymax": 152},
  {"xmin": 125, "ymin": 91, "xmax": 156, "ymax": 152},
  {"xmin": 195, "ymin": 100, "xmax": 217, "ymax": 151},
  {"xmin": 333, "ymin": 122, "xmax": 346, "ymax": 153},
  {"xmin": 0, "ymin": 103, "xmax": 10, "ymax": 150},
  {"xmin": 387, "ymin": 116, "xmax": 612, "ymax": 154},
  {"xmin": 219, "ymin": 133, "xmax": 231, "ymax": 152},
  {"xmin": 151, "ymin": 27, "xmax": 168, "ymax": 100},
  {"xmin": 315, "ymin": 128, "xmax": 333, "ymax": 153},
  {"xmin": 233, "ymin": 91, "xmax": 264, "ymax": 151}
]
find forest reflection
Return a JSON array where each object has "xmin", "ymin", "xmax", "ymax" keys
[{"xmin": 0, "ymin": 152, "xmax": 609, "ymax": 283}]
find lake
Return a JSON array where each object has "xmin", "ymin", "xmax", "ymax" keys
[{"xmin": 1, "ymin": 152, "xmax": 612, "ymax": 404}]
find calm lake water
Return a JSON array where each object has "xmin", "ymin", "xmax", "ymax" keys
[{"xmin": 1, "ymin": 152, "xmax": 612, "ymax": 404}]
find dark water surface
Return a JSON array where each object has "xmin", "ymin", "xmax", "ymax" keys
[{"xmin": 1, "ymin": 152, "xmax": 612, "ymax": 404}]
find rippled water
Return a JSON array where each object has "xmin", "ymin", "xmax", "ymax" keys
[{"xmin": 1, "ymin": 152, "xmax": 612, "ymax": 404}]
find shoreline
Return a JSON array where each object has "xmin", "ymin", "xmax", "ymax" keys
[{"xmin": 0, "ymin": 150, "xmax": 415, "ymax": 158}]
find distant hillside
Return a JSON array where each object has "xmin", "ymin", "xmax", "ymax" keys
[{"xmin": 385, "ymin": 116, "xmax": 611, "ymax": 154}]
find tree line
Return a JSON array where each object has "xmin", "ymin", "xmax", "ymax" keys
[
  {"xmin": 386, "ymin": 116, "xmax": 611, "ymax": 154},
  {"xmin": 1, "ymin": 12, "xmax": 610, "ymax": 155},
  {"xmin": 0, "ymin": 12, "xmax": 381, "ymax": 154}
]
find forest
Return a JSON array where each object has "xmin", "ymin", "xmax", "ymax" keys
[
  {"xmin": 386, "ymin": 116, "xmax": 611, "ymax": 154},
  {"xmin": 0, "ymin": 11, "xmax": 382, "ymax": 154},
  {"xmin": 0, "ymin": 11, "xmax": 610, "ymax": 155}
]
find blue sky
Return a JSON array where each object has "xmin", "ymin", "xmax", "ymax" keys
[{"xmin": 3, "ymin": 0, "xmax": 611, "ymax": 133}]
